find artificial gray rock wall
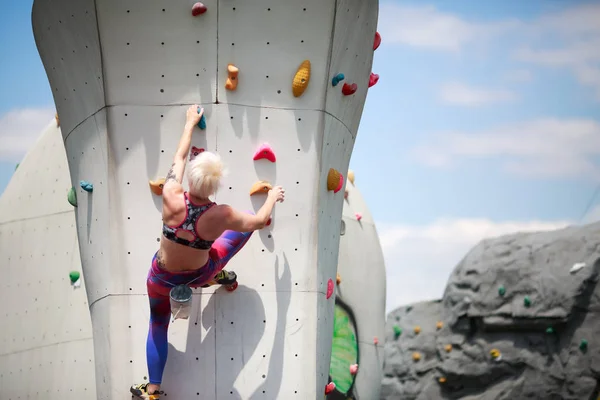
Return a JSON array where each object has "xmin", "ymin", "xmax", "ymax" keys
[{"xmin": 382, "ymin": 222, "xmax": 600, "ymax": 400}]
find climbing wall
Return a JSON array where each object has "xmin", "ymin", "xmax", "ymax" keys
[
  {"xmin": 31, "ymin": 0, "xmax": 378, "ymax": 398},
  {"xmin": 327, "ymin": 172, "xmax": 387, "ymax": 399},
  {"xmin": 0, "ymin": 118, "xmax": 97, "ymax": 398}
]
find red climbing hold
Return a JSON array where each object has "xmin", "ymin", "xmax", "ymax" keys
[
  {"xmin": 374, "ymin": 31, "xmax": 381, "ymax": 50},
  {"xmin": 325, "ymin": 382, "xmax": 336, "ymax": 395},
  {"xmin": 266, "ymin": 217, "xmax": 272, "ymax": 226},
  {"xmin": 342, "ymin": 82, "xmax": 357, "ymax": 96},
  {"xmin": 253, "ymin": 143, "xmax": 276, "ymax": 162},
  {"xmin": 190, "ymin": 146, "xmax": 205, "ymax": 161},
  {"xmin": 326, "ymin": 278, "xmax": 334, "ymax": 299},
  {"xmin": 369, "ymin": 73, "xmax": 379, "ymax": 88},
  {"xmin": 192, "ymin": 2, "xmax": 207, "ymax": 16}
]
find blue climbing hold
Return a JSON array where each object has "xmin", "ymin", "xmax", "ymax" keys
[
  {"xmin": 197, "ymin": 107, "xmax": 206, "ymax": 130},
  {"xmin": 332, "ymin": 73, "xmax": 345, "ymax": 87},
  {"xmin": 80, "ymin": 180, "xmax": 93, "ymax": 193}
]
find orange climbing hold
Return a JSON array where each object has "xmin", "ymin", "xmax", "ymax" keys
[
  {"xmin": 342, "ymin": 82, "xmax": 357, "ymax": 96},
  {"xmin": 149, "ymin": 178, "xmax": 166, "ymax": 196},
  {"xmin": 292, "ymin": 60, "xmax": 311, "ymax": 97},
  {"xmin": 325, "ymin": 382, "xmax": 336, "ymax": 395},
  {"xmin": 249, "ymin": 180, "xmax": 272, "ymax": 196},
  {"xmin": 444, "ymin": 344, "xmax": 453, "ymax": 353},
  {"xmin": 436, "ymin": 321, "xmax": 443, "ymax": 330},
  {"xmin": 438, "ymin": 377, "xmax": 447, "ymax": 384},
  {"xmin": 369, "ymin": 72, "xmax": 379, "ymax": 88},
  {"xmin": 374, "ymin": 31, "xmax": 381, "ymax": 50},
  {"xmin": 327, "ymin": 168, "xmax": 344, "ymax": 193},
  {"xmin": 414, "ymin": 326, "xmax": 421, "ymax": 334},
  {"xmin": 336, "ymin": 273, "xmax": 342, "ymax": 285},
  {"xmin": 347, "ymin": 170, "xmax": 355, "ymax": 184},
  {"xmin": 55, "ymin": 113, "xmax": 60, "ymax": 127},
  {"xmin": 192, "ymin": 2, "xmax": 207, "ymax": 16},
  {"xmin": 253, "ymin": 143, "xmax": 276, "ymax": 162},
  {"xmin": 412, "ymin": 352, "xmax": 421, "ymax": 361},
  {"xmin": 225, "ymin": 64, "xmax": 239, "ymax": 91}
]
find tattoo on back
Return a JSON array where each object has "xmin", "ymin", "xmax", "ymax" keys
[{"xmin": 166, "ymin": 163, "xmax": 177, "ymax": 182}]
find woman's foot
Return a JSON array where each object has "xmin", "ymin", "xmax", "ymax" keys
[{"xmin": 130, "ymin": 382, "xmax": 163, "ymax": 399}]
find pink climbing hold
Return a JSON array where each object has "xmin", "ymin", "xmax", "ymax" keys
[
  {"xmin": 192, "ymin": 2, "xmax": 207, "ymax": 16},
  {"xmin": 326, "ymin": 278, "xmax": 334, "ymax": 299},
  {"xmin": 355, "ymin": 213, "xmax": 362, "ymax": 221},
  {"xmin": 350, "ymin": 364, "xmax": 359, "ymax": 375},
  {"xmin": 373, "ymin": 337, "xmax": 379, "ymax": 345},
  {"xmin": 253, "ymin": 143, "xmax": 276, "ymax": 162},
  {"xmin": 342, "ymin": 82, "xmax": 357, "ymax": 96},
  {"xmin": 374, "ymin": 31, "xmax": 381, "ymax": 50},
  {"xmin": 369, "ymin": 73, "xmax": 379, "ymax": 88},
  {"xmin": 325, "ymin": 382, "xmax": 336, "ymax": 395}
]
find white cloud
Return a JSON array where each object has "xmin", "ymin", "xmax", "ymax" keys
[
  {"xmin": 0, "ymin": 108, "xmax": 56, "ymax": 162},
  {"xmin": 438, "ymin": 82, "xmax": 516, "ymax": 106},
  {"xmin": 411, "ymin": 118, "xmax": 600, "ymax": 180},
  {"xmin": 377, "ymin": 218, "xmax": 571, "ymax": 312}
]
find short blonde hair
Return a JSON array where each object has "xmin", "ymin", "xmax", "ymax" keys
[{"xmin": 187, "ymin": 151, "xmax": 226, "ymax": 198}]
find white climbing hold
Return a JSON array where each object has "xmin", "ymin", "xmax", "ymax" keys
[{"xmin": 570, "ymin": 262, "xmax": 586, "ymax": 274}]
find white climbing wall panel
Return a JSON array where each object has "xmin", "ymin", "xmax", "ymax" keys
[
  {"xmin": 0, "ymin": 120, "xmax": 97, "ymax": 399},
  {"xmin": 29, "ymin": 0, "xmax": 379, "ymax": 398}
]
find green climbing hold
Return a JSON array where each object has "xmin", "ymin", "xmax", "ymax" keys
[
  {"xmin": 498, "ymin": 285, "xmax": 506, "ymax": 296},
  {"xmin": 15, "ymin": 163, "xmax": 19, "ymax": 170},
  {"xmin": 546, "ymin": 327, "xmax": 554, "ymax": 334},
  {"xmin": 393, "ymin": 325, "xmax": 402, "ymax": 339},
  {"xmin": 580, "ymin": 339, "xmax": 588, "ymax": 351},
  {"xmin": 406, "ymin": 306, "xmax": 412, "ymax": 312},
  {"xmin": 69, "ymin": 271, "xmax": 80, "ymax": 283},
  {"xmin": 67, "ymin": 187, "xmax": 77, "ymax": 207},
  {"xmin": 329, "ymin": 303, "xmax": 358, "ymax": 396},
  {"xmin": 523, "ymin": 296, "xmax": 531, "ymax": 307}
]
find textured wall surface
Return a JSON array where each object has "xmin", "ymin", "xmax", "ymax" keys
[
  {"xmin": 382, "ymin": 223, "xmax": 600, "ymax": 400},
  {"xmin": 27, "ymin": 1, "xmax": 378, "ymax": 397},
  {"xmin": 0, "ymin": 119, "xmax": 97, "ymax": 398}
]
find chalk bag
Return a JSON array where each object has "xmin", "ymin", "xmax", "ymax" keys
[{"xmin": 169, "ymin": 284, "xmax": 193, "ymax": 321}]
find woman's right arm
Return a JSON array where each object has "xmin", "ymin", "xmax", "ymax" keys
[{"xmin": 223, "ymin": 186, "xmax": 285, "ymax": 232}]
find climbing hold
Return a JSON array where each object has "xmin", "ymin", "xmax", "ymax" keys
[
  {"xmin": 192, "ymin": 2, "xmax": 207, "ymax": 16},
  {"xmin": 412, "ymin": 352, "xmax": 421, "ymax": 362},
  {"xmin": 355, "ymin": 213, "xmax": 362, "ymax": 221},
  {"xmin": 524, "ymin": 296, "xmax": 531, "ymax": 307},
  {"xmin": 324, "ymin": 382, "xmax": 336, "ymax": 395},
  {"xmin": 436, "ymin": 321, "xmax": 443, "ymax": 330},
  {"xmin": 149, "ymin": 178, "xmax": 166, "ymax": 196},
  {"xmin": 546, "ymin": 327, "xmax": 554, "ymax": 334},
  {"xmin": 347, "ymin": 170, "xmax": 355, "ymax": 184},
  {"xmin": 327, "ymin": 168, "xmax": 344, "ymax": 193},
  {"xmin": 79, "ymin": 180, "xmax": 93, "ymax": 193},
  {"xmin": 414, "ymin": 326, "xmax": 421, "ymax": 335},
  {"xmin": 67, "ymin": 187, "xmax": 77, "ymax": 207},
  {"xmin": 498, "ymin": 285, "xmax": 506, "ymax": 296},
  {"xmin": 490, "ymin": 349, "xmax": 501, "ymax": 360},
  {"xmin": 292, "ymin": 60, "xmax": 311, "ymax": 97},
  {"xmin": 336, "ymin": 273, "xmax": 342, "ymax": 285},
  {"xmin": 326, "ymin": 278, "xmax": 334, "ymax": 299},
  {"xmin": 265, "ymin": 217, "xmax": 272, "ymax": 226},
  {"xmin": 344, "ymin": 189, "xmax": 349, "ymax": 199},
  {"xmin": 570, "ymin": 262, "xmax": 586, "ymax": 274},
  {"xmin": 406, "ymin": 305, "xmax": 413, "ymax": 312},
  {"xmin": 580, "ymin": 339, "xmax": 588, "ymax": 351},
  {"xmin": 349, "ymin": 364, "xmax": 358, "ymax": 375},
  {"xmin": 225, "ymin": 64, "xmax": 239, "ymax": 91},
  {"xmin": 197, "ymin": 107, "xmax": 206, "ymax": 130},
  {"xmin": 55, "ymin": 113, "xmax": 60, "ymax": 127},
  {"xmin": 15, "ymin": 163, "xmax": 19, "ymax": 170},
  {"xmin": 444, "ymin": 344, "xmax": 453, "ymax": 353},
  {"xmin": 253, "ymin": 143, "xmax": 276, "ymax": 162},
  {"xmin": 373, "ymin": 337, "xmax": 379, "ymax": 345},
  {"xmin": 332, "ymin": 73, "xmax": 345, "ymax": 87},
  {"xmin": 438, "ymin": 377, "xmax": 447, "ymax": 384},
  {"xmin": 69, "ymin": 271, "xmax": 80, "ymax": 284},
  {"xmin": 393, "ymin": 325, "xmax": 402, "ymax": 339},
  {"xmin": 368, "ymin": 73, "xmax": 379, "ymax": 88},
  {"xmin": 374, "ymin": 31, "xmax": 381, "ymax": 50},
  {"xmin": 342, "ymin": 82, "xmax": 357, "ymax": 96},
  {"xmin": 189, "ymin": 146, "xmax": 205, "ymax": 161},
  {"xmin": 249, "ymin": 180, "xmax": 273, "ymax": 196}
]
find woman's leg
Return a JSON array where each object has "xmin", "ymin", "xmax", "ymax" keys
[{"xmin": 146, "ymin": 279, "xmax": 171, "ymax": 388}]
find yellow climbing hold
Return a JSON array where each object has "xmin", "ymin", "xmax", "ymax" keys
[
  {"xmin": 412, "ymin": 352, "xmax": 421, "ymax": 361},
  {"xmin": 225, "ymin": 63, "xmax": 239, "ymax": 91},
  {"xmin": 444, "ymin": 344, "xmax": 453, "ymax": 353},
  {"xmin": 436, "ymin": 321, "xmax": 443, "ymax": 330},
  {"xmin": 414, "ymin": 326, "xmax": 421, "ymax": 334},
  {"xmin": 348, "ymin": 170, "xmax": 355, "ymax": 184},
  {"xmin": 438, "ymin": 377, "xmax": 446, "ymax": 384},
  {"xmin": 55, "ymin": 113, "xmax": 60, "ymax": 127},
  {"xmin": 336, "ymin": 273, "xmax": 341, "ymax": 285},
  {"xmin": 292, "ymin": 59, "xmax": 311, "ymax": 97},
  {"xmin": 490, "ymin": 348, "xmax": 501, "ymax": 359},
  {"xmin": 250, "ymin": 180, "xmax": 273, "ymax": 196},
  {"xmin": 327, "ymin": 168, "xmax": 344, "ymax": 193},
  {"xmin": 149, "ymin": 178, "xmax": 166, "ymax": 196}
]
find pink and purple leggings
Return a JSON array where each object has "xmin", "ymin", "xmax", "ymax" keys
[{"xmin": 145, "ymin": 229, "xmax": 253, "ymax": 384}]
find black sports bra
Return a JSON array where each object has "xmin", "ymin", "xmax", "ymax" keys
[{"xmin": 162, "ymin": 192, "xmax": 216, "ymax": 250}]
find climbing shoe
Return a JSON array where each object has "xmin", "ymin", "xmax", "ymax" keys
[{"xmin": 130, "ymin": 383, "xmax": 163, "ymax": 399}]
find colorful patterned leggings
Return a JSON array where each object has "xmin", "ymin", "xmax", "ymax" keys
[{"xmin": 145, "ymin": 229, "xmax": 253, "ymax": 384}]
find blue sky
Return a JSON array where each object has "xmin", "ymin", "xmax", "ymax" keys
[{"xmin": 1, "ymin": 0, "xmax": 599, "ymax": 310}]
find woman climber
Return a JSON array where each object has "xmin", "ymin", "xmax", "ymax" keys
[{"xmin": 130, "ymin": 105, "xmax": 285, "ymax": 399}]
